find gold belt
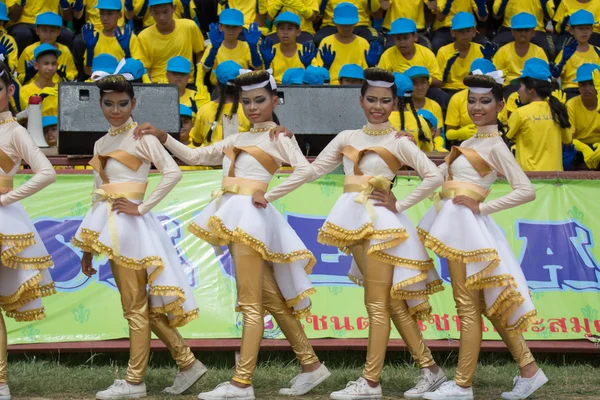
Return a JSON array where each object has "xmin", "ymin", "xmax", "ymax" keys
[
  {"xmin": 211, "ymin": 177, "xmax": 269, "ymax": 207},
  {"xmin": 93, "ymin": 182, "xmax": 147, "ymax": 257},
  {"xmin": 0, "ymin": 176, "xmax": 13, "ymax": 194},
  {"xmin": 430, "ymin": 181, "xmax": 489, "ymax": 212},
  {"xmin": 343, "ymin": 175, "xmax": 392, "ymax": 221}
]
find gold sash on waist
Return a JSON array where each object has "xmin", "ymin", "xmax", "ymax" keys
[
  {"xmin": 343, "ymin": 175, "xmax": 392, "ymax": 220},
  {"xmin": 0, "ymin": 176, "xmax": 13, "ymax": 193},
  {"xmin": 430, "ymin": 181, "xmax": 489, "ymax": 212},
  {"xmin": 211, "ymin": 177, "xmax": 269, "ymax": 208}
]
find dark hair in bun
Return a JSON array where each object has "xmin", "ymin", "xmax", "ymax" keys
[
  {"xmin": 361, "ymin": 67, "xmax": 397, "ymax": 98},
  {"xmin": 96, "ymin": 74, "xmax": 135, "ymax": 99},
  {"xmin": 463, "ymin": 74, "xmax": 503, "ymax": 102},
  {"xmin": 235, "ymin": 70, "xmax": 277, "ymax": 95}
]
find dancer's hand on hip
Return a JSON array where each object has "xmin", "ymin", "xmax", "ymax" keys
[
  {"xmin": 370, "ymin": 189, "xmax": 398, "ymax": 213},
  {"xmin": 453, "ymin": 195, "xmax": 480, "ymax": 214},
  {"xmin": 252, "ymin": 191, "xmax": 268, "ymax": 209},
  {"xmin": 112, "ymin": 198, "xmax": 142, "ymax": 216},
  {"xmin": 81, "ymin": 252, "xmax": 97, "ymax": 277}
]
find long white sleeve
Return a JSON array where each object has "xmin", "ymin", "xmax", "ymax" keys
[{"xmin": 163, "ymin": 134, "xmax": 237, "ymax": 166}]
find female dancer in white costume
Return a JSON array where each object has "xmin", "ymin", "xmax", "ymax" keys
[
  {"xmin": 0, "ymin": 60, "xmax": 56, "ymax": 400},
  {"xmin": 72, "ymin": 64, "xmax": 206, "ymax": 400},
  {"xmin": 420, "ymin": 67, "xmax": 547, "ymax": 400},
  {"xmin": 135, "ymin": 69, "xmax": 330, "ymax": 400},
  {"xmin": 253, "ymin": 68, "xmax": 447, "ymax": 400}
]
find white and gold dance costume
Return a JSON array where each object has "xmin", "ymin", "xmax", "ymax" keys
[
  {"xmin": 161, "ymin": 121, "xmax": 318, "ymax": 385},
  {"xmin": 266, "ymin": 122, "xmax": 444, "ymax": 383},
  {"xmin": 0, "ymin": 111, "xmax": 56, "ymax": 382},
  {"xmin": 418, "ymin": 125, "xmax": 537, "ymax": 387},
  {"xmin": 71, "ymin": 119, "xmax": 198, "ymax": 384}
]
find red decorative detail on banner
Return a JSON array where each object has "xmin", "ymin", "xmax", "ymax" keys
[
  {"xmin": 549, "ymin": 318, "xmax": 567, "ymax": 333},
  {"xmin": 330, "ymin": 316, "xmax": 355, "ymax": 331}
]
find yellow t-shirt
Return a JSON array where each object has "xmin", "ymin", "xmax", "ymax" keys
[
  {"xmin": 437, "ymin": 42, "xmax": 483, "ymax": 90},
  {"xmin": 505, "ymin": 91, "xmax": 520, "ymax": 118},
  {"xmin": 191, "ymin": 101, "xmax": 251, "ymax": 146},
  {"xmin": 378, "ymin": 44, "xmax": 442, "ymax": 81},
  {"xmin": 410, "ymin": 98, "xmax": 444, "ymax": 129},
  {"xmin": 271, "ymin": 43, "xmax": 304, "ymax": 84},
  {"xmin": 17, "ymin": 42, "xmax": 78, "ymax": 84},
  {"xmin": 314, "ymin": 35, "xmax": 369, "ymax": 85},
  {"xmin": 567, "ymin": 95, "xmax": 600, "ymax": 145},
  {"xmin": 267, "ymin": 0, "xmax": 319, "ymax": 34},
  {"xmin": 134, "ymin": 0, "xmax": 197, "ymax": 27},
  {"xmin": 506, "ymin": 100, "xmax": 572, "ymax": 171},
  {"xmin": 321, "ymin": 0, "xmax": 380, "ymax": 28},
  {"xmin": 446, "ymin": 88, "xmax": 510, "ymax": 128},
  {"xmin": 180, "ymin": 87, "xmax": 197, "ymax": 115},
  {"xmin": 218, "ymin": 0, "xmax": 256, "ymax": 29},
  {"xmin": 493, "ymin": 42, "xmax": 548, "ymax": 86},
  {"xmin": 195, "ymin": 81, "xmax": 210, "ymax": 110},
  {"xmin": 138, "ymin": 19, "xmax": 205, "ymax": 83},
  {"xmin": 554, "ymin": 0, "xmax": 600, "ymax": 34},
  {"xmin": 555, "ymin": 46, "xmax": 600, "ymax": 90},
  {"xmin": 493, "ymin": 0, "xmax": 555, "ymax": 32},
  {"xmin": 199, "ymin": 41, "xmax": 253, "ymax": 87},
  {"xmin": 383, "ymin": 0, "xmax": 428, "ymax": 31},
  {"xmin": 5, "ymin": 0, "xmax": 60, "ymax": 26},
  {"xmin": 0, "ymin": 31, "xmax": 18, "ymax": 72},
  {"xmin": 83, "ymin": 0, "xmax": 126, "ymax": 29},
  {"xmin": 19, "ymin": 81, "xmax": 58, "ymax": 117},
  {"xmin": 389, "ymin": 110, "xmax": 434, "ymax": 152},
  {"xmin": 84, "ymin": 30, "xmax": 144, "ymax": 63},
  {"xmin": 433, "ymin": 0, "xmax": 478, "ymax": 31}
]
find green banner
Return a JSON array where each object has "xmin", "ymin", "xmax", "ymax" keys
[{"xmin": 7, "ymin": 172, "xmax": 600, "ymax": 344}]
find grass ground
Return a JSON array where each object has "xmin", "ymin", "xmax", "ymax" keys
[{"xmin": 6, "ymin": 350, "xmax": 600, "ymax": 399}]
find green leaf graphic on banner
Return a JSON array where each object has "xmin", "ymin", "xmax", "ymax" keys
[
  {"xmin": 536, "ymin": 323, "xmax": 552, "ymax": 339},
  {"xmin": 319, "ymin": 175, "xmax": 336, "ymax": 197},
  {"xmin": 332, "ymin": 329, "xmax": 348, "ymax": 338},
  {"xmin": 70, "ymin": 201, "xmax": 88, "ymax": 217},
  {"xmin": 274, "ymin": 200, "xmax": 287, "ymax": 215},
  {"xmin": 328, "ymin": 286, "xmax": 343, "ymax": 296},
  {"xmin": 73, "ymin": 304, "xmax": 90, "ymax": 324},
  {"xmin": 21, "ymin": 324, "xmax": 40, "ymax": 342},
  {"xmin": 568, "ymin": 206, "xmax": 584, "ymax": 223},
  {"xmin": 581, "ymin": 305, "xmax": 598, "ymax": 321},
  {"xmin": 531, "ymin": 291, "xmax": 545, "ymax": 301}
]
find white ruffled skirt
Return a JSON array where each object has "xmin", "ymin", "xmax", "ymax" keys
[
  {"xmin": 72, "ymin": 200, "xmax": 198, "ymax": 327},
  {"xmin": 189, "ymin": 193, "xmax": 316, "ymax": 319},
  {"xmin": 418, "ymin": 199, "xmax": 537, "ymax": 335},
  {"xmin": 0, "ymin": 203, "xmax": 55, "ymax": 322},
  {"xmin": 319, "ymin": 192, "xmax": 443, "ymax": 320}
]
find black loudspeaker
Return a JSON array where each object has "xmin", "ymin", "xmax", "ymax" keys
[{"xmin": 58, "ymin": 83, "xmax": 180, "ymax": 155}]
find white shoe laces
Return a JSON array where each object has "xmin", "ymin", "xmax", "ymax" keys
[
  {"xmin": 436, "ymin": 381, "xmax": 458, "ymax": 393},
  {"xmin": 511, "ymin": 376, "xmax": 532, "ymax": 394}
]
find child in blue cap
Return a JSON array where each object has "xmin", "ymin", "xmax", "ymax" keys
[
  {"xmin": 314, "ymin": 0, "xmax": 380, "ymax": 45},
  {"xmin": 428, "ymin": 0, "xmax": 489, "ymax": 53},
  {"xmin": 265, "ymin": 0, "xmax": 319, "ymax": 44},
  {"xmin": 179, "ymin": 104, "xmax": 194, "ymax": 146},
  {"xmin": 42, "ymin": 115, "xmax": 58, "ymax": 147},
  {"xmin": 282, "ymin": 67, "xmax": 305, "ymax": 85},
  {"xmin": 338, "ymin": 63, "xmax": 364, "ymax": 85},
  {"xmin": 0, "ymin": 3, "xmax": 17, "ymax": 72},
  {"xmin": 19, "ymin": 44, "xmax": 62, "ymax": 116},
  {"xmin": 131, "ymin": 0, "xmax": 197, "ymax": 29},
  {"xmin": 166, "ymin": 55, "xmax": 199, "ymax": 116},
  {"xmin": 303, "ymin": 65, "xmax": 330, "ymax": 84},
  {"xmin": 553, "ymin": 0, "xmax": 600, "ymax": 48},
  {"xmin": 381, "ymin": 0, "xmax": 433, "ymax": 49}
]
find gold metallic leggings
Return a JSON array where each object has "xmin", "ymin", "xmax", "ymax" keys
[
  {"xmin": 111, "ymin": 262, "xmax": 196, "ymax": 384},
  {"xmin": 229, "ymin": 243, "xmax": 319, "ymax": 385},
  {"xmin": 448, "ymin": 260, "xmax": 535, "ymax": 387},
  {"xmin": 0, "ymin": 313, "xmax": 6, "ymax": 383},
  {"xmin": 352, "ymin": 243, "xmax": 435, "ymax": 383}
]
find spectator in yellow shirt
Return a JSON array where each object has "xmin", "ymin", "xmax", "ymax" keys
[
  {"xmin": 179, "ymin": 103, "xmax": 193, "ymax": 146},
  {"xmin": 17, "ymin": 12, "xmax": 77, "ymax": 84},
  {"xmin": 217, "ymin": 0, "xmax": 257, "ymax": 29},
  {"xmin": 314, "ymin": 0, "xmax": 380, "ymax": 45},
  {"xmin": 137, "ymin": 0, "xmax": 205, "ymax": 83},
  {"xmin": 199, "ymin": 8, "xmax": 262, "ymax": 89},
  {"xmin": 313, "ymin": 3, "xmax": 381, "ymax": 85},
  {"xmin": 493, "ymin": 12, "xmax": 548, "ymax": 99},
  {"xmin": 492, "ymin": 0, "xmax": 554, "ymax": 57},
  {"xmin": 131, "ymin": 0, "xmax": 196, "ymax": 28},
  {"xmin": 418, "ymin": 108, "xmax": 447, "ymax": 151},
  {"xmin": 380, "ymin": 0, "xmax": 432, "ymax": 49},
  {"xmin": 553, "ymin": 0, "xmax": 600, "ymax": 49},
  {"xmin": 552, "ymin": 10, "xmax": 600, "ymax": 100},
  {"xmin": 0, "ymin": 4, "xmax": 18, "ymax": 72},
  {"xmin": 566, "ymin": 63, "xmax": 600, "ymax": 170},
  {"xmin": 42, "ymin": 115, "xmax": 58, "ymax": 147},
  {"xmin": 166, "ymin": 56, "xmax": 197, "ymax": 118},
  {"xmin": 507, "ymin": 58, "xmax": 572, "ymax": 171},
  {"xmin": 338, "ymin": 63, "xmax": 364, "ymax": 85},
  {"xmin": 266, "ymin": 0, "xmax": 319, "ymax": 43},
  {"xmin": 428, "ymin": 0, "xmax": 489, "ymax": 53},
  {"xmin": 437, "ymin": 12, "xmax": 486, "ymax": 95},
  {"xmin": 7, "ymin": 0, "xmax": 74, "ymax": 53},
  {"xmin": 19, "ymin": 44, "xmax": 62, "ymax": 117}
]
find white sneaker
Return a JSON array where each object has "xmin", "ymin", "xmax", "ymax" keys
[
  {"xmin": 96, "ymin": 379, "xmax": 147, "ymax": 399},
  {"xmin": 404, "ymin": 368, "xmax": 448, "ymax": 399},
  {"xmin": 198, "ymin": 382, "xmax": 255, "ymax": 400},
  {"xmin": 164, "ymin": 359, "xmax": 208, "ymax": 394},
  {"xmin": 501, "ymin": 369, "xmax": 548, "ymax": 399},
  {"xmin": 330, "ymin": 377, "xmax": 382, "ymax": 399},
  {"xmin": 279, "ymin": 363, "xmax": 332, "ymax": 395},
  {"xmin": 422, "ymin": 381, "xmax": 473, "ymax": 400},
  {"xmin": 0, "ymin": 384, "xmax": 11, "ymax": 400}
]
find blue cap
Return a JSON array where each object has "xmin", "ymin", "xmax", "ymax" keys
[
  {"xmin": 148, "ymin": 0, "xmax": 173, "ymax": 6},
  {"xmin": 333, "ymin": 2, "xmax": 359, "ymax": 25},
  {"xmin": 470, "ymin": 58, "xmax": 496, "ymax": 74},
  {"xmin": 36, "ymin": 12, "xmax": 62, "ymax": 27},
  {"xmin": 394, "ymin": 72, "xmax": 413, "ymax": 97},
  {"xmin": 42, "ymin": 116, "xmax": 58, "ymax": 129},
  {"xmin": 514, "ymin": 58, "xmax": 551, "ymax": 83},
  {"xmin": 303, "ymin": 66, "xmax": 330, "ymax": 85},
  {"xmin": 34, "ymin": 43, "xmax": 62, "ymax": 59},
  {"xmin": 452, "ymin": 12, "xmax": 476, "ymax": 30},
  {"xmin": 220, "ymin": 8, "xmax": 244, "ymax": 27},
  {"xmin": 96, "ymin": 0, "xmax": 123, "ymax": 10},
  {"xmin": 388, "ymin": 18, "xmax": 417, "ymax": 35},
  {"xmin": 92, "ymin": 53, "xmax": 119, "ymax": 74},
  {"xmin": 339, "ymin": 64, "xmax": 364, "ymax": 80},
  {"xmin": 179, "ymin": 104, "xmax": 193, "ymax": 118},
  {"xmin": 570, "ymin": 10, "xmax": 595, "ymax": 26},
  {"xmin": 404, "ymin": 66, "xmax": 430, "ymax": 80},
  {"xmin": 167, "ymin": 56, "xmax": 191, "ymax": 74},
  {"xmin": 0, "ymin": 3, "xmax": 9, "ymax": 21},
  {"xmin": 119, "ymin": 58, "xmax": 146, "ymax": 80},
  {"xmin": 274, "ymin": 11, "xmax": 301, "ymax": 27},
  {"xmin": 282, "ymin": 68, "xmax": 305, "ymax": 85},
  {"xmin": 215, "ymin": 60, "xmax": 242, "ymax": 84},
  {"xmin": 574, "ymin": 63, "xmax": 600, "ymax": 82},
  {"xmin": 510, "ymin": 12, "xmax": 537, "ymax": 29},
  {"xmin": 417, "ymin": 109, "xmax": 438, "ymax": 129}
]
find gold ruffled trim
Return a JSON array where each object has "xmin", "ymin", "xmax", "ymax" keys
[
  {"xmin": 418, "ymin": 228, "xmax": 499, "ymax": 264},
  {"xmin": 0, "ymin": 232, "xmax": 53, "ymax": 270},
  {"xmin": 70, "ymin": 236, "xmax": 95, "ymax": 253},
  {"xmin": 408, "ymin": 300, "xmax": 433, "ymax": 321},
  {"xmin": 505, "ymin": 310, "xmax": 538, "ymax": 336},
  {"xmin": 293, "ymin": 301, "xmax": 313, "ymax": 320},
  {"xmin": 170, "ymin": 308, "xmax": 200, "ymax": 328},
  {"xmin": 317, "ymin": 221, "xmax": 408, "ymax": 255},
  {"xmin": 189, "ymin": 222, "xmax": 227, "ymax": 246},
  {"xmin": 369, "ymin": 250, "xmax": 435, "ymax": 271},
  {"xmin": 207, "ymin": 216, "xmax": 316, "ymax": 274},
  {"xmin": 6, "ymin": 307, "xmax": 46, "ymax": 322},
  {"xmin": 0, "ymin": 271, "xmax": 56, "ymax": 319},
  {"xmin": 286, "ymin": 287, "xmax": 316, "ymax": 308},
  {"xmin": 348, "ymin": 273, "xmax": 363, "ymax": 286},
  {"xmin": 391, "ymin": 278, "xmax": 444, "ymax": 301}
]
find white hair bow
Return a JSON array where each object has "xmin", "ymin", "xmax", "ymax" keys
[
  {"xmin": 91, "ymin": 58, "xmax": 135, "ymax": 82},
  {"xmin": 238, "ymin": 68, "xmax": 277, "ymax": 91},
  {"xmin": 469, "ymin": 69, "xmax": 505, "ymax": 93}
]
